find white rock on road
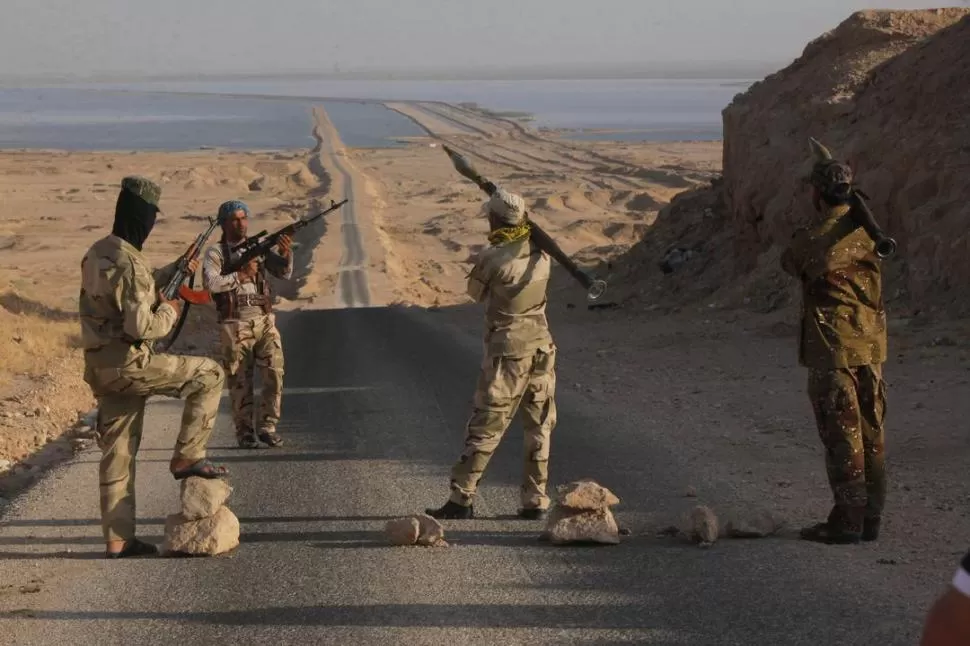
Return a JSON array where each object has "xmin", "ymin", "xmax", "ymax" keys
[
  {"xmin": 180, "ymin": 477, "xmax": 233, "ymax": 521},
  {"xmin": 543, "ymin": 506, "xmax": 621, "ymax": 545},
  {"xmin": 163, "ymin": 506, "xmax": 240, "ymax": 556}
]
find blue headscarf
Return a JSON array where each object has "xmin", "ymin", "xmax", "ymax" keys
[{"xmin": 217, "ymin": 200, "xmax": 249, "ymax": 224}]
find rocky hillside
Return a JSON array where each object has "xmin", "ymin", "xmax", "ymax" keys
[{"xmin": 609, "ymin": 9, "xmax": 970, "ymax": 319}]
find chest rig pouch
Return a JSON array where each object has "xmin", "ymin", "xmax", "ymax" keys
[{"xmin": 212, "ymin": 240, "xmax": 273, "ymax": 322}]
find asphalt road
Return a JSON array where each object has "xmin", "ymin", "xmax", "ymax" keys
[
  {"xmin": 0, "ymin": 303, "xmax": 938, "ymax": 645},
  {"xmin": 317, "ymin": 123, "xmax": 370, "ymax": 310}
]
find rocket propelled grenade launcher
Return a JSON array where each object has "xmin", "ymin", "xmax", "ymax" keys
[
  {"xmin": 808, "ymin": 137, "xmax": 897, "ymax": 259},
  {"xmin": 441, "ymin": 144, "xmax": 608, "ymax": 302}
]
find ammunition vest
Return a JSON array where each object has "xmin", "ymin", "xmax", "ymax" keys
[{"xmin": 212, "ymin": 240, "xmax": 273, "ymax": 322}]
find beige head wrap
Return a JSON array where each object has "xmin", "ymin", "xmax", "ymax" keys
[{"xmin": 485, "ymin": 188, "xmax": 526, "ymax": 226}]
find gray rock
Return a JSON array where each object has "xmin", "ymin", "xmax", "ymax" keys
[
  {"xmin": 688, "ymin": 505, "xmax": 719, "ymax": 547},
  {"xmin": 725, "ymin": 511, "xmax": 785, "ymax": 538},
  {"xmin": 163, "ymin": 506, "xmax": 240, "ymax": 556}
]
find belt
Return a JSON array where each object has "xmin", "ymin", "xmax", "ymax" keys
[{"xmin": 237, "ymin": 294, "xmax": 268, "ymax": 307}]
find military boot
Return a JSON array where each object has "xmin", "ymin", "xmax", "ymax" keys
[
  {"xmin": 862, "ymin": 516, "xmax": 881, "ymax": 542},
  {"xmin": 425, "ymin": 501, "xmax": 474, "ymax": 520},
  {"xmin": 106, "ymin": 538, "xmax": 158, "ymax": 559},
  {"xmin": 800, "ymin": 506, "xmax": 862, "ymax": 545},
  {"xmin": 518, "ymin": 507, "xmax": 548, "ymax": 521}
]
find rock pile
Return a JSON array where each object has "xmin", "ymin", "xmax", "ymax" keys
[
  {"xmin": 384, "ymin": 514, "xmax": 449, "ymax": 547},
  {"xmin": 541, "ymin": 479, "xmax": 621, "ymax": 545},
  {"xmin": 163, "ymin": 477, "xmax": 240, "ymax": 556}
]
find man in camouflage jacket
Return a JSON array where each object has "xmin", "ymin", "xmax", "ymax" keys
[
  {"xmin": 79, "ymin": 176, "xmax": 228, "ymax": 559},
  {"xmin": 781, "ymin": 139, "xmax": 889, "ymax": 545},
  {"xmin": 426, "ymin": 189, "xmax": 557, "ymax": 521},
  {"xmin": 202, "ymin": 200, "xmax": 292, "ymax": 449}
]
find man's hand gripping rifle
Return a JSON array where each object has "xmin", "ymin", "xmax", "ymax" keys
[
  {"xmin": 221, "ymin": 198, "xmax": 349, "ymax": 275},
  {"xmin": 161, "ymin": 216, "xmax": 219, "ymax": 305}
]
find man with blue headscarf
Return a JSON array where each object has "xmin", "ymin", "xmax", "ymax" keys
[{"xmin": 202, "ymin": 199, "xmax": 293, "ymax": 449}]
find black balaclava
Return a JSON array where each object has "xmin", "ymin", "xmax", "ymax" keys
[{"xmin": 111, "ymin": 187, "xmax": 159, "ymax": 251}]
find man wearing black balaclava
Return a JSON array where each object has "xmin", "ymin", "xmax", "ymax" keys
[
  {"xmin": 781, "ymin": 139, "xmax": 889, "ymax": 545},
  {"xmin": 79, "ymin": 176, "xmax": 229, "ymax": 559}
]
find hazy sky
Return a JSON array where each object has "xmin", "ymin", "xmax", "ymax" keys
[{"xmin": 0, "ymin": 0, "xmax": 960, "ymax": 77}]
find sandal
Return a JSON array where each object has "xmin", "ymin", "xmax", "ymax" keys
[
  {"xmin": 258, "ymin": 431, "xmax": 284, "ymax": 447},
  {"xmin": 172, "ymin": 459, "xmax": 229, "ymax": 481},
  {"xmin": 106, "ymin": 538, "xmax": 158, "ymax": 559}
]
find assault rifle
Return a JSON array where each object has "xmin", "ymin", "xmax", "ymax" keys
[
  {"xmin": 221, "ymin": 199, "xmax": 348, "ymax": 275},
  {"xmin": 155, "ymin": 215, "xmax": 219, "ymax": 352},
  {"xmin": 161, "ymin": 216, "xmax": 219, "ymax": 305}
]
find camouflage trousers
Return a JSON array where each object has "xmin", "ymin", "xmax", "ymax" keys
[
  {"xmin": 84, "ymin": 351, "xmax": 225, "ymax": 543},
  {"xmin": 807, "ymin": 363, "xmax": 887, "ymax": 532},
  {"xmin": 450, "ymin": 343, "xmax": 557, "ymax": 510},
  {"xmin": 219, "ymin": 314, "xmax": 285, "ymax": 438}
]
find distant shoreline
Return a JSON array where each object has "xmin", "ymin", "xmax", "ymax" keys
[
  {"xmin": 0, "ymin": 65, "xmax": 779, "ymax": 87},
  {"xmin": 0, "ymin": 82, "xmax": 737, "ymax": 150}
]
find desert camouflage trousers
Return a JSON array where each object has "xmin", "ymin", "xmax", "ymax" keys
[
  {"xmin": 808, "ymin": 362, "xmax": 887, "ymax": 532},
  {"xmin": 450, "ymin": 343, "xmax": 557, "ymax": 510},
  {"xmin": 219, "ymin": 314, "xmax": 285, "ymax": 438},
  {"xmin": 84, "ymin": 351, "xmax": 225, "ymax": 542}
]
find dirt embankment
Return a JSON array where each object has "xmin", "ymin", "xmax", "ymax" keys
[{"xmin": 607, "ymin": 9, "xmax": 970, "ymax": 322}]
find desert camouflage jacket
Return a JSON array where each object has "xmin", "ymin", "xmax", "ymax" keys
[
  {"xmin": 781, "ymin": 204, "xmax": 887, "ymax": 369},
  {"xmin": 79, "ymin": 234, "xmax": 179, "ymax": 367},
  {"xmin": 467, "ymin": 237, "xmax": 553, "ymax": 357}
]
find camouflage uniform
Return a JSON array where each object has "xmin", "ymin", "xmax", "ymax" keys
[
  {"xmin": 782, "ymin": 141, "xmax": 888, "ymax": 543},
  {"xmin": 79, "ymin": 177, "xmax": 226, "ymax": 549},
  {"xmin": 428, "ymin": 189, "xmax": 557, "ymax": 519},
  {"xmin": 202, "ymin": 202, "xmax": 292, "ymax": 448}
]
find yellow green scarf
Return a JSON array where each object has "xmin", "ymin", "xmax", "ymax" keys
[{"xmin": 487, "ymin": 221, "xmax": 531, "ymax": 246}]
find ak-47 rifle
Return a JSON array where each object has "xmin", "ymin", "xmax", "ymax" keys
[
  {"xmin": 441, "ymin": 144, "xmax": 608, "ymax": 302},
  {"xmin": 221, "ymin": 198, "xmax": 348, "ymax": 275},
  {"xmin": 156, "ymin": 215, "xmax": 220, "ymax": 352},
  {"xmin": 161, "ymin": 216, "xmax": 219, "ymax": 304}
]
